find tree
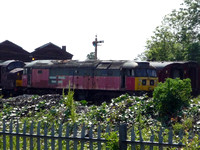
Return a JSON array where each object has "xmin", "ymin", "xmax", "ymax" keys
[
  {"xmin": 144, "ymin": 0, "xmax": 200, "ymax": 62},
  {"xmin": 144, "ymin": 26, "xmax": 184, "ymax": 61},
  {"xmin": 86, "ymin": 52, "xmax": 95, "ymax": 60}
]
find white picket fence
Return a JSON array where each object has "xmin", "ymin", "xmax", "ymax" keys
[{"xmin": 0, "ymin": 120, "xmax": 185, "ymax": 150}]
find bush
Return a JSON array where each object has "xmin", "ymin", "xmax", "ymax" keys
[{"xmin": 153, "ymin": 78, "xmax": 192, "ymax": 121}]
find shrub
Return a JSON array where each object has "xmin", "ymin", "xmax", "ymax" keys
[{"xmin": 153, "ymin": 78, "xmax": 192, "ymax": 121}]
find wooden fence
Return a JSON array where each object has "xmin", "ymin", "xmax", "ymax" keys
[{"xmin": 0, "ymin": 120, "xmax": 185, "ymax": 150}]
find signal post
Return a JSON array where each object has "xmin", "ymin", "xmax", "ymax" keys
[{"xmin": 92, "ymin": 35, "xmax": 104, "ymax": 60}]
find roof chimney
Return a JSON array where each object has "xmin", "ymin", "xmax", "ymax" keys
[{"xmin": 62, "ymin": 46, "xmax": 66, "ymax": 51}]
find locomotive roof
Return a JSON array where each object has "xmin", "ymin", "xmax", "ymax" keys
[
  {"xmin": 9, "ymin": 68, "xmax": 24, "ymax": 74},
  {"xmin": 0, "ymin": 60, "xmax": 6, "ymax": 66},
  {"xmin": 122, "ymin": 61, "xmax": 155, "ymax": 69},
  {"xmin": 150, "ymin": 61, "xmax": 198, "ymax": 70},
  {"xmin": 25, "ymin": 60, "xmax": 155, "ymax": 69},
  {"xmin": 0, "ymin": 60, "xmax": 24, "ymax": 67}
]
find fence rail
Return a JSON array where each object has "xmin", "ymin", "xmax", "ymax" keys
[{"xmin": 0, "ymin": 120, "xmax": 185, "ymax": 150}]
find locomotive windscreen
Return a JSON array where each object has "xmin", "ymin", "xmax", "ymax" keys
[{"xmin": 135, "ymin": 68, "xmax": 157, "ymax": 77}]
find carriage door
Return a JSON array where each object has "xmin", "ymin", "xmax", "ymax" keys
[
  {"xmin": 27, "ymin": 68, "xmax": 32, "ymax": 87},
  {"xmin": 121, "ymin": 69, "xmax": 126, "ymax": 88},
  {"xmin": 188, "ymin": 66, "xmax": 197, "ymax": 90},
  {"xmin": 0, "ymin": 66, "xmax": 1, "ymax": 86}
]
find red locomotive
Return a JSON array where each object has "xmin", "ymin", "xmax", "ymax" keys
[{"xmin": 21, "ymin": 60, "xmax": 158, "ymax": 101}]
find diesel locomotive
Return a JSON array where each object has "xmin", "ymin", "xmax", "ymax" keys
[
  {"xmin": 21, "ymin": 60, "xmax": 158, "ymax": 101},
  {"xmin": 0, "ymin": 60, "xmax": 25, "ymax": 96}
]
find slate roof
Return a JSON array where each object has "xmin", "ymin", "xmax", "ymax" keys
[
  {"xmin": 31, "ymin": 42, "xmax": 73, "ymax": 60},
  {"xmin": 34, "ymin": 42, "xmax": 60, "ymax": 51},
  {"xmin": 0, "ymin": 40, "xmax": 30, "ymax": 62}
]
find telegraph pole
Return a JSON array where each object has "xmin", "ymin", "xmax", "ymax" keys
[{"xmin": 92, "ymin": 35, "xmax": 104, "ymax": 60}]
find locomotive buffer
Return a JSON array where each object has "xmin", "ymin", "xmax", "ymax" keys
[{"xmin": 92, "ymin": 35, "xmax": 104, "ymax": 60}]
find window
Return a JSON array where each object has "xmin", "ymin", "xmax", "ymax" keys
[
  {"xmin": 23, "ymin": 68, "xmax": 27, "ymax": 75},
  {"xmin": 142, "ymin": 80, "xmax": 146, "ymax": 85},
  {"xmin": 107, "ymin": 70, "xmax": 113, "ymax": 76},
  {"xmin": 50, "ymin": 80, "xmax": 57, "ymax": 84},
  {"xmin": 49, "ymin": 76, "xmax": 57, "ymax": 79},
  {"xmin": 135, "ymin": 69, "xmax": 147, "ymax": 77},
  {"xmin": 58, "ymin": 76, "xmax": 65, "ymax": 79},
  {"xmin": 58, "ymin": 80, "xmax": 63, "ymax": 84},
  {"xmin": 135, "ymin": 69, "xmax": 157, "ymax": 77},
  {"xmin": 38, "ymin": 70, "xmax": 42, "ymax": 74},
  {"xmin": 127, "ymin": 69, "xmax": 135, "ymax": 77},
  {"xmin": 147, "ymin": 69, "xmax": 157, "ymax": 77}
]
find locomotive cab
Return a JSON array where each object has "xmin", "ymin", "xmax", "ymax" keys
[
  {"xmin": 1, "ymin": 60, "xmax": 25, "ymax": 96},
  {"xmin": 122, "ymin": 61, "xmax": 158, "ymax": 92}
]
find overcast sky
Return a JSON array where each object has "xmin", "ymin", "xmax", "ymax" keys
[{"xmin": 0, "ymin": 0, "xmax": 183, "ymax": 60}]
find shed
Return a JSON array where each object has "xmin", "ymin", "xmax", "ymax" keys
[
  {"xmin": 0, "ymin": 40, "xmax": 30, "ymax": 62},
  {"xmin": 31, "ymin": 42, "xmax": 73, "ymax": 60}
]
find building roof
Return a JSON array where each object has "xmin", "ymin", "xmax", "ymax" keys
[
  {"xmin": 0, "ymin": 40, "xmax": 23, "ymax": 49},
  {"xmin": 34, "ymin": 42, "xmax": 61, "ymax": 51},
  {"xmin": 0, "ymin": 40, "xmax": 30, "ymax": 61},
  {"xmin": 31, "ymin": 42, "xmax": 73, "ymax": 60}
]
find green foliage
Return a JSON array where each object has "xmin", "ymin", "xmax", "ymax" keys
[
  {"xmin": 105, "ymin": 131, "xmax": 119, "ymax": 150},
  {"xmin": 172, "ymin": 117, "xmax": 193, "ymax": 137},
  {"xmin": 62, "ymin": 86, "xmax": 77, "ymax": 123},
  {"xmin": 80, "ymin": 100, "xmax": 88, "ymax": 106},
  {"xmin": 32, "ymin": 95, "xmax": 39, "ymax": 100},
  {"xmin": 86, "ymin": 52, "xmax": 95, "ymax": 60},
  {"xmin": 153, "ymin": 78, "xmax": 192, "ymax": 121},
  {"xmin": 172, "ymin": 122, "xmax": 184, "ymax": 135},
  {"xmin": 143, "ymin": 0, "xmax": 200, "ymax": 62},
  {"xmin": 1, "ymin": 89, "xmax": 200, "ymax": 148},
  {"xmin": 183, "ymin": 131, "xmax": 200, "ymax": 149}
]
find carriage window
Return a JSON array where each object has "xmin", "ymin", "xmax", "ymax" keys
[
  {"xmin": 173, "ymin": 69, "xmax": 181, "ymax": 79},
  {"xmin": 147, "ymin": 69, "xmax": 157, "ymax": 77}
]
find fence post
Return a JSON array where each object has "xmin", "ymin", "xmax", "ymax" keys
[{"xmin": 119, "ymin": 124, "xmax": 127, "ymax": 150}]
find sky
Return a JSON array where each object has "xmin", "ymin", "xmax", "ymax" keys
[{"xmin": 0, "ymin": 0, "xmax": 183, "ymax": 60}]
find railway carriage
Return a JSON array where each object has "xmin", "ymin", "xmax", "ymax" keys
[{"xmin": 150, "ymin": 61, "xmax": 199, "ymax": 94}]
